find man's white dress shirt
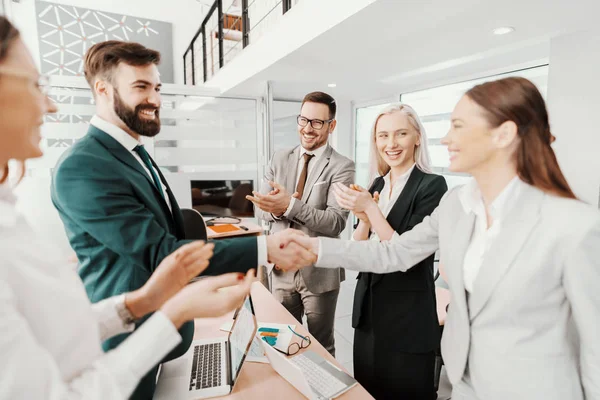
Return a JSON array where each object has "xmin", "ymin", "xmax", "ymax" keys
[{"xmin": 0, "ymin": 183, "xmax": 181, "ymax": 399}]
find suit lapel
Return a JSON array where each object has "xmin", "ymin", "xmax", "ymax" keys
[
  {"xmin": 149, "ymin": 157, "xmax": 184, "ymax": 237},
  {"xmin": 467, "ymin": 184, "xmax": 544, "ymax": 320},
  {"xmin": 386, "ymin": 168, "xmax": 425, "ymax": 230},
  {"xmin": 446, "ymin": 210, "xmax": 476, "ymax": 320},
  {"xmin": 88, "ymin": 126, "xmax": 176, "ymax": 228},
  {"xmin": 285, "ymin": 147, "xmax": 301, "ymax": 195},
  {"xmin": 87, "ymin": 126, "xmax": 153, "ymax": 186},
  {"xmin": 302, "ymin": 145, "xmax": 333, "ymax": 202}
]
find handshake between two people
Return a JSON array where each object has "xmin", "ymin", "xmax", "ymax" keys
[
  {"xmin": 131, "ymin": 181, "xmax": 374, "ymax": 329},
  {"xmin": 122, "ymin": 229, "xmax": 321, "ymax": 330},
  {"xmin": 267, "ymin": 182, "xmax": 381, "ymax": 270}
]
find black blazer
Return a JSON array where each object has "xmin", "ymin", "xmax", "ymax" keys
[{"xmin": 352, "ymin": 167, "xmax": 448, "ymax": 353}]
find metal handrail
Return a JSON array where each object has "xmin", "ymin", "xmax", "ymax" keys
[{"xmin": 184, "ymin": 0, "xmax": 298, "ymax": 85}]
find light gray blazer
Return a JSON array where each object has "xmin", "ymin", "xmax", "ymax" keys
[
  {"xmin": 316, "ymin": 182, "xmax": 600, "ymax": 400},
  {"xmin": 256, "ymin": 144, "xmax": 355, "ymax": 293}
]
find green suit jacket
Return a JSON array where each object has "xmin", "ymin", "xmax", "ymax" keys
[{"xmin": 51, "ymin": 125, "xmax": 257, "ymax": 398}]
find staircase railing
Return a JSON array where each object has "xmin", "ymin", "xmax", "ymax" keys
[{"xmin": 184, "ymin": 0, "xmax": 298, "ymax": 85}]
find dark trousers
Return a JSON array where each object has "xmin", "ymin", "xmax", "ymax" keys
[
  {"xmin": 353, "ymin": 305, "xmax": 437, "ymax": 400},
  {"xmin": 272, "ymin": 270, "xmax": 339, "ymax": 356},
  {"xmin": 129, "ymin": 366, "xmax": 157, "ymax": 400}
]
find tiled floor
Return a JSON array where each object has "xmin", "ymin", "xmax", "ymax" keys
[{"xmin": 332, "ymin": 270, "xmax": 452, "ymax": 400}]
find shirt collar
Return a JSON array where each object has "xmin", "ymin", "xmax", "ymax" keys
[
  {"xmin": 0, "ymin": 183, "xmax": 18, "ymax": 227},
  {"xmin": 90, "ymin": 115, "xmax": 141, "ymax": 152},
  {"xmin": 383, "ymin": 164, "xmax": 415, "ymax": 187},
  {"xmin": 459, "ymin": 176, "xmax": 522, "ymax": 220},
  {"xmin": 300, "ymin": 144, "xmax": 328, "ymax": 161}
]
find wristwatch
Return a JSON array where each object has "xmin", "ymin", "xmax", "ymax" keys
[{"xmin": 116, "ymin": 294, "xmax": 136, "ymax": 326}]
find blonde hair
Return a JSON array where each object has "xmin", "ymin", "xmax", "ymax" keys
[{"xmin": 369, "ymin": 103, "xmax": 432, "ymax": 180}]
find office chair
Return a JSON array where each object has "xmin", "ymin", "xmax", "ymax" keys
[
  {"xmin": 228, "ymin": 183, "xmax": 254, "ymax": 216},
  {"xmin": 181, "ymin": 208, "xmax": 208, "ymax": 241}
]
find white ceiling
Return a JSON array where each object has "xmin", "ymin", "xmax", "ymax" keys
[{"xmin": 225, "ymin": 0, "xmax": 599, "ymax": 102}]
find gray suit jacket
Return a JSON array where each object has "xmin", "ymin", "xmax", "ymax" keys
[
  {"xmin": 257, "ymin": 144, "xmax": 355, "ymax": 293},
  {"xmin": 316, "ymin": 182, "xmax": 600, "ymax": 400}
]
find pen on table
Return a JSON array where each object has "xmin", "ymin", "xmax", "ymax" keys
[{"xmin": 239, "ymin": 225, "xmax": 249, "ymax": 231}]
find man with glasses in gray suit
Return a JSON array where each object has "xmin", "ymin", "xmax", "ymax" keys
[{"xmin": 247, "ymin": 92, "xmax": 355, "ymax": 356}]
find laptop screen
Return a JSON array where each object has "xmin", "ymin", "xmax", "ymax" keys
[{"xmin": 228, "ymin": 295, "xmax": 257, "ymax": 384}]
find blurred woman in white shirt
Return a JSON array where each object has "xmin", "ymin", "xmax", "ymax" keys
[{"xmin": 0, "ymin": 16, "xmax": 254, "ymax": 399}]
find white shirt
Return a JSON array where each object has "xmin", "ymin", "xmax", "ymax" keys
[
  {"xmin": 90, "ymin": 115, "xmax": 172, "ymax": 212},
  {"xmin": 91, "ymin": 116, "xmax": 268, "ymax": 265},
  {"xmin": 0, "ymin": 184, "xmax": 181, "ymax": 399},
  {"xmin": 368, "ymin": 165, "xmax": 415, "ymax": 242},
  {"xmin": 281, "ymin": 144, "xmax": 328, "ymax": 218},
  {"xmin": 459, "ymin": 176, "xmax": 522, "ymax": 293}
]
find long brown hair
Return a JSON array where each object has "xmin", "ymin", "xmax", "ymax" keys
[
  {"xmin": 466, "ymin": 77, "xmax": 576, "ymax": 199},
  {"xmin": 0, "ymin": 16, "xmax": 22, "ymax": 184}
]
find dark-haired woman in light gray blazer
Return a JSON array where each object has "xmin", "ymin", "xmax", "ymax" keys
[{"xmin": 282, "ymin": 77, "xmax": 600, "ymax": 400}]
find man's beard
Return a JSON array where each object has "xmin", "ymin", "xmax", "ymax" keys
[{"xmin": 113, "ymin": 89, "xmax": 161, "ymax": 137}]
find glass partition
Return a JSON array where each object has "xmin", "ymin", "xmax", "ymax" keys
[
  {"xmin": 14, "ymin": 77, "xmax": 263, "ymax": 257},
  {"xmin": 401, "ymin": 65, "xmax": 549, "ymax": 189}
]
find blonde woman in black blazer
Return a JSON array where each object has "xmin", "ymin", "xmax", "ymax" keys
[{"xmin": 336, "ymin": 104, "xmax": 447, "ymax": 399}]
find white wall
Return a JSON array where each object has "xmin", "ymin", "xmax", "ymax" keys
[
  {"xmin": 7, "ymin": 0, "xmax": 206, "ymax": 84},
  {"xmin": 330, "ymin": 98, "xmax": 354, "ymax": 240},
  {"xmin": 547, "ymin": 30, "xmax": 600, "ymax": 206},
  {"xmin": 206, "ymin": 0, "xmax": 376, "ymax": 93},
  {"xmin": 330, "ymin": 98, "xmax": 353, "ymax": 159}
]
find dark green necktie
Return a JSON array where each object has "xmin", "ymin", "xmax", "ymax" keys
[{"xmin": 133, "ymin": 145, "xmax": 165, "ymax": 199}]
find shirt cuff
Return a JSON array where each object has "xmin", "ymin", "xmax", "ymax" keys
[
  {"xmin": 315, "ymin": 238, "xmax": 324, "ymax": 267},
  {"xmin": 93, "ymin": 295, "xmax": 135, "ymax": 342},
  {"xmin": 389, "ymin": 231, "xmax": 402, "ymax": 243},
  {"xmin": 98, "ymin": 311, "xmax": 182, "ymax": 396},
  {"xmin": 283, "ymin": 197, "xmax": 296, "ymax": 218},
  {"xmin": 257, "ymin": 235, "xmax": 268, "ymax": 266}
]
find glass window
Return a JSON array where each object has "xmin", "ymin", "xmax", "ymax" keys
[
  {"xmin": 272, "ymin": 100, "xmax": 302, "ymax": 155},
  {"xmin": 400, "ymin": 65, "xmax": 549, "ymax": 189},
  {"xmin": 354, "ymin": 102, "xmax": 394, "ymax": 188},
  {"xmin": 15, "ymin": 81, "xmax": 261, "ymax": 259}
]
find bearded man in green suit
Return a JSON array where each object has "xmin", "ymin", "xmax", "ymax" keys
[{"xmin": 51, "ymin": 41, "xmax": 313, "ymax": 399}]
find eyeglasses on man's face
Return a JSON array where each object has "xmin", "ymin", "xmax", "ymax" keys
[
  {"xmin": 297, "ymin": 115, "xmax": 333, "ymax": 130},
  {"xmin": 265, "ymin": 325, "xmax": 311, "ymax": 356}
]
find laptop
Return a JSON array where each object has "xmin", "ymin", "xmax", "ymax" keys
[
  {"xmin": 261, "ymin": 338, "xmax": 357, "ymax": 400},
  {"xmin": 153, "ymin": 295, "xmax": 257, "ymax": 399}
]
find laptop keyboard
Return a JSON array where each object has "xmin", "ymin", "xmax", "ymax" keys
[
  {"xmin": 189, "ymin": 343, "xmax": 222, "ymax": 391},
  {"xmin": 290, "ymin": 354, "xmax": 347, "ymax": 397}
]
